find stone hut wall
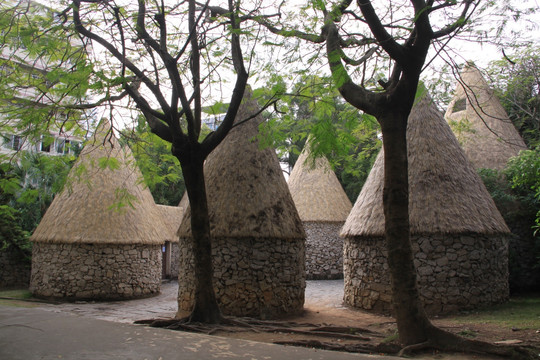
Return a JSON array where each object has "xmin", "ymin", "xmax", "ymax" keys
[
  {"xmin": 170, "ymin": 242, "xmax": 180, "ymax": 279},
  {"xmin": 30, "ymin": 243, "xmax": 162, "ymax": 300},
  {"xmin": 0, "ymin": 248, "xmax": 31, "ymax": 289},
  {"xmin": 304, "ymin": 222, "xmax": 343, "ymax": 280},
  {"xmin": 178, "ymin": 236, "xmax": 305, "ymax": 319},
  {"xmin": 344, "ymin": 233, "xmax": 509, "ymax": 315}
]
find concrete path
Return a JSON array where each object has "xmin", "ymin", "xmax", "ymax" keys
[
  {"xmin": 34, "ymin": 279, "xmax": 347, "ymax": 324},
  {"xmin": 0, "ymin": 304, "xmax": 397, "ymax": 360}
]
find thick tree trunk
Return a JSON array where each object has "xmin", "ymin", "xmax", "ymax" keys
[
  {"xmin": 379, "ymin": 112, "xmax": 432, "ymax": 345},
  {"xmin": 180, "ymin": 155, "xmax": 222, "ymax": 323}
]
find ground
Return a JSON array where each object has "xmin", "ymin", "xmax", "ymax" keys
[{"xmin": 2, "ymin": 280, "xmax": 539, "ymax": 359}]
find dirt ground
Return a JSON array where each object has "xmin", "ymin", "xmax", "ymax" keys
[
  {"xmin": 171, "ymin": 281, "xmax": 539, "ymax": 359},
  {"xmin": 188, "ymin": 300, "xmax": 539, "ymax": 359}
]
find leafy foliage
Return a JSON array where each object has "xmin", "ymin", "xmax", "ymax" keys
[
  {"xmin": 0, "ymin": 205, "xmax": 31, "ymax": 262},
  {"xmin": 257, "ymin": 75, "xmax": 381, "ymax": 201},
  {"xmin": 0, "ymin": 152, "xmax": 75, "ymax": 233},
  {"xmin": 120, "ymin": 119, "xmax": 185, "ymax": 206},
  {"xmin": 487, "ymin": 47, "xmax": 540, "ymax": 148},
  {"xmin": 505, "ymin": 148, "xmax": 540, "ymax": 233}
]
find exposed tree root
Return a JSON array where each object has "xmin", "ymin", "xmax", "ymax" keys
[
  {"xmin": 135, "ymin": 316, "xmax": 380, "ymax": 341},
  {"xmin": 397, "ymin": 325, "xmax": 537, "ymax": 359},
  {"xmin": 274, "ymin": 339, "xmax": 401, "ymax": 354},
  {"xmin": 135, "ymin": 317, "xmax": 538, "ymax": 359}
]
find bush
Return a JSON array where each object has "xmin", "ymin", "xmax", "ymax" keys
[{"xmin": 0, "ymin": 205, "xmax": 31, "ymax": 262}]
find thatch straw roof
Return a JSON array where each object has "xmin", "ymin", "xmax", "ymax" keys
[
  {"xmin": 341, "ymin": 91, "xmax": 510, "ymax": 237},
  {"xmin": 157, "ymin": 204, "xmax": 183, "ymax": 243},
  {"xmin": 445, "ymin": 64, "xmax": 527, "ymax": 170},
  {"xmin": 31, "ymin": 120, "xmax": 167, "ymax": 244},
  {"xmin": 288, "ymin": 144, "xmax": 352, "ymax": 222},
  {"xmin": 178, "ymin": 92, "xmax": 305, "ymax": 239}
]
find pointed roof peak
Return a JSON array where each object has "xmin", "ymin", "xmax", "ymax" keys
[
  {"xmin": 342, "ymin": 90, "xmax": 509, "ymax": 237},
  {"xmin": 288, "ymin": 142, "xmax": 352, "ymax": 222},
  {"xmin": 444, "ymin": 63, "xmax": 527, "ymax": 170},
  {"xmin": 31, "ymin": 119, "xmax": 166, "ymax": 244}
]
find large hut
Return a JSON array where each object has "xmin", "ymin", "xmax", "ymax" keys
[
  {"xmin": 444, "ymin": 64, "xmax": 527, "ymax": 170},
  {"xmin": 341, "ymin": 91, "xmax": 510, "ymax": 315},
  {"xmin": 156, "ymin": 204, "xmax": 184, "ymax": 279},
  {"xmin": 177, "ymin": 91, "xmax": 306, "ymax": 319},
  {"xmin": 288, "ymin": 144, "xmax": 352, "ymax": 279},
  {"xmin": 30, "ymin": 120, "xmax": 165, "ymax": 300}
]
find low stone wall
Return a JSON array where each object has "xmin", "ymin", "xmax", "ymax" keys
[
  {"xmin": 304, "ymin": 222, "xmax": 343, "ymax": 280},
  {"xmin": 177, "ymin": 236, "xmax": 305, "ymax": 319},
  {"xmin": 344, "ymin": 233, "xmax": 509, "ymax": 315},
  {"xmin": 0, "ymin": 248, "xmax": 31, "ymax": 289},
  {"xmin": 30, "ymin": 243, "xmax": 162, "ymax": 300}
]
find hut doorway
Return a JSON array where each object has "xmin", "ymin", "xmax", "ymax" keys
[{"xmin": 162, "ymin": 242, "xmax": 172, "ymax": 279}]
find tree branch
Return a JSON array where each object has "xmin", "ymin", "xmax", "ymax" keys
[{"xmin": 357, "ymin": 0, "xmax": 406, "ymax": 65}]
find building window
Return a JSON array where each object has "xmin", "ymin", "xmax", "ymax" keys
[
  {"xmin": 55, "ymin": 138, "xmax": 66, "ymax": 154},
  {"xmin": 3, "ymin": 134, "xmax": 23, "ymax": 151},
  {"xmin": 40, "ymin": 135, "xmax": 53, "ymax": 152}
]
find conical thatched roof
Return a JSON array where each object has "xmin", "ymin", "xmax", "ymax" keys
[
  {"xmin": 157, "ymin": 204, "xmax": 183, "ymax": 243},
  {"xmin": 341, "ymin": 91, "xmax": 510, "ymax": 237},
  {"xmin": 31, "ymin": 120, "xmax": 166, "ymax": 244},
  {"xmin": 445, "ymin": 64, "xmax": 527, "ymax": 170},
  {"xmin": 288, "ymin": 144, "xmax": 352, "ymax": 222},
  {"xmin": 178, "ymin": 92, "xmax": 305, "ymax": 239}
]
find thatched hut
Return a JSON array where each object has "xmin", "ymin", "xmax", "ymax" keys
[
  {"xmin": 177, "ymin": 92, "xmax": 306, "ymax": 319},
  {"xmin": 288, "ymin": 144, "xmax": 352, "ymax": 279},
  {"xmin": 156, "ymin": 204, "xmax": 183, "ymax": 279},
  {"xmin": 341, "ymin": 91, "xmax": 510, "ymax": 315},
  {"xmin": 29, "ymin": 120, "xmax": 165, "ymax": 300},
  {"xmin": 445, "ymin": 64, "xmax": 527, "ymax": 170}
]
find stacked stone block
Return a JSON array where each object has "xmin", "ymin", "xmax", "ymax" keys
[
  {"xmin": 30, "ymin": 243, "xmax": 161, "ymax": 300},
  {"xmin": 344, "ymin": 234, "xmax": 509, "ymax": 315},
  {"xmin": 178, "ymin": 236, "xmax": 305, "ymax": 319},
  {"xmin": 304, "ymin": 222, "xmax": 343, "ymax": 280}
]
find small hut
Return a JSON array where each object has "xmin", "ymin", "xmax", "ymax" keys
[
  {"xmin": 445, "ymin": 64, "xmax": 527, "ymax": 170},
  {"xmin": 341, "ymin": 91, "xmax": 510, "ymax": 315},
  {"xmin": 29, "ymin": 120, "xmax": 165, "ymax": 300},
  {"xmin": 156, "ymin": 204, "xmax": 184, "ymax": 279},
  {"xmin": 177, "ymin": 91, "xmax": 306, "ymax": 319},
  {"xmin": 288, "ymin": 144, "xmax": 352, "ymax": 279}
]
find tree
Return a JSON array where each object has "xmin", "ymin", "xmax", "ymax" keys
[
  {"xmin": 2, "ymin": 0, "xmax": 251, "ymax": 323},
  {"xmin": 243, "ymin": 0, "xmax": 532, "ymax": 356},
  {"xmin": 64, "ymin": 0, "xmax": 250, "ymax": 323}
]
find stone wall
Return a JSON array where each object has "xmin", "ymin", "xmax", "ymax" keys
[
  {"xmin": 30, "ymin": 243, "xmax": 162, "ymax": 300},
  {"xmin": 304, "ymin": 222, "xmax": 343, "ymax": 280},
  {"xmin": 344, "ymin": 233, "xmax": 509, "ymax": 315},
  {"xmin": 177, "ymin": 236, "xmax": 305, "ymax": 319},
  {"xmin": 170, "ymin": 242, "xmax": 180, "ymax": 279},
  {"xmin": 0, "ymin": 248, "xmax": 31, "ymax": 289}
]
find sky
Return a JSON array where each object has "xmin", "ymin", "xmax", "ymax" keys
[{"xmin": 29, "ymin": 0, "xmax": 540, "ymax": 123}]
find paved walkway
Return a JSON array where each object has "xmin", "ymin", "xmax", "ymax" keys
[
  {"xmin": 0, "ymin": 280, "xmax": 401, "ymax": 360},
  {"xmin": 36, "ymin": 279, "xmax": 347, "ymax": 323}
]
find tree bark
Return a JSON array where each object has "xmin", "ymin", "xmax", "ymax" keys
[
  {"xmin": 379, "ymin": 111, "xmax": 431, "ymax": 345},
  {"xmin": 179, "ymin": 151, "xmax": 222, "ymax": 323}
]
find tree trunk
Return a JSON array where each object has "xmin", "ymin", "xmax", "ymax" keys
[
  {"xmin": 179, "ymin": 154, "xmax": 222, "ymax": 323},
  {"xmin": 379, "ymin": 112, "xmax": 432, "ymax": 345}
]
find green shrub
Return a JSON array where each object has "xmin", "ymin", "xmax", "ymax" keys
[{"xmin": 0, "ymin": 205, "xmax": 31, "ymax": 262}]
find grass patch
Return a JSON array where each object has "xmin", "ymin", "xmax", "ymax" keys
[
  {"xmin": 0, "ymin": 289, "xmax": 32, "ymax": 299},
  {"xmin": 450, "ymin": 295, "xmax": 540, "ymax": 330}
]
